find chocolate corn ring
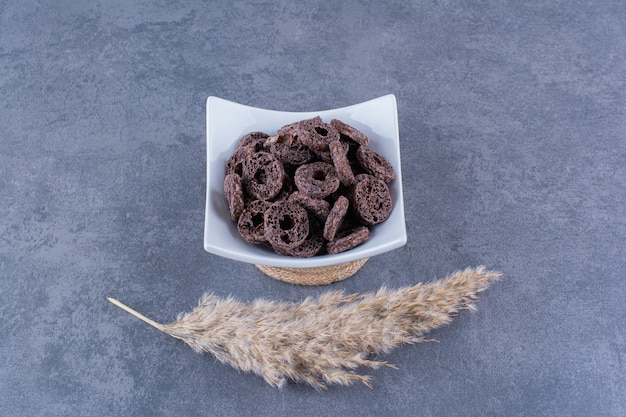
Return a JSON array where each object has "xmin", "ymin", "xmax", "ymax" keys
[
  {"xmin": 330, "ymin": 119, "xmax": 370, "ymax": 146},
  {"xmin": 225, "ymin": 145, "xmax": 256, "ymax": 177},
  {"xmin": 242, "ymin": 151, "xmax": 285, "ymax": 201},
  {"xmin": 329, "ymin": 140, "xmax": 355, "ymax": 186},
  {"xmin": 237, "ymin": 199, "xmax": 271, "ymax": 244},
  {"xmin": 264, "ymin": 200, "xmax": 310, "ymax": 250},
  {"xmin": 224, "ymin": 173, "xmax": 245, "ymax": 221},
  {"xmin": 272, "ymin": 217, "xmax": 324, "ymax": 258},
  {"xmin": 326, "ymin": 225, "xmax": 370, "ymax": 254},
  {"xmin": 350, "ymin": 174, "xmax": 392, "ymax": 225},
  {"xmin": 265, "ymin": 141, "xmax": 312, "ymax": 165},
  {"xmin": 297, "ymin": 116, "xmax": 340, "ymax": 152},
  {"xmin": 294, "ymin": 161, "xmax": 340, "ymax": 199},
  {"xmin": 356, "ymin": 146, "xmax": 395, "ymax": 183},
  {"xmin": 276, "ymin": 121, "xmax": 301, "ymax": 145},
  {"xmin": 288, "ymin": 191, "xmax": 331, "ymax": 220},
  {"xmin": 323, "ymin": 195, "xmax": 349, "ymax": 241},
  {"xmin": 237, "ymin": 131, "xmax": 269, "ymax": 150}
]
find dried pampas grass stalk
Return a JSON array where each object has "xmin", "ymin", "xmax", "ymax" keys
[{"xmin": 108, "ymin": 266, "xmax": 500, "ymax": 389}]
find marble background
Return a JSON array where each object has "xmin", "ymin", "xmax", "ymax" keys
[{"xmin": 1, "ymin": 1, "xmax": 624, "ymax": 416}]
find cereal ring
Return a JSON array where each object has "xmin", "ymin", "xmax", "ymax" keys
[
  {"xmin": 330, "ymin": 119, "xmax": 370, "ymax": 146},
  {"xmin": 323, "ymin": 195, "xmax": 349, "ymax": 241},
  {"xmin": 264, "ymin": 201, "xmax": 310, "ymax": 250},
  {"xmin": 272, "ymin": 218, "xmax": 324, "ymax": 258},
  {"xmin": 237, "ymin": 200, "xmax": 271, "ymax": 244},
  {"xmin": 276, "ymin": 121, "xmax": 301, "ymax": 145},
  {"xmin": 294, "ymin": 161, "xmax": 340, "ymax": 199},
  {"xmin": 242, "ymin": 151, "xmax": 285, "ymax": 201},
  {"xmin": 288, "ymin": 191, "xmax": 331, "ymax": 219},
  {"xmin": 326, "ymin": 226, "xmax": 370, "ymax": 254},
  {"xmin": 224, "ymin": 173, "xmax": 245, "ymax": 221},
  {"xmin": 297, "ymin": 116, "xmax": 340, "ymax": 152},
  {"xmin": 272, "ymin": 236, "xmax": 324, "ymax": 257},
  {"xmin": 237, "ymin": 131, "xmax": 269, "ymax": 150},
  {"xmin": 266, "ymin": 141, "xmax": 312, "ymax": 165},
  {"xmin": 350, "ymin": 174, "xmax": 392, "ymax": 225},
  {"xmin": 356, "ymin": 146, "xmax": 395, "ymax": 183},
  {"xmin": 329, "ymin": 140, "xmax": 355, "ymax": 186},
  {"xmin": 225, "ymin": 145, "xmax": 256, "ymax": 176}
]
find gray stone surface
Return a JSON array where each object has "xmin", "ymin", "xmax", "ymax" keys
[{"xmin": 1, "ymin": 1, "xmax": 625, "ymax": 416}]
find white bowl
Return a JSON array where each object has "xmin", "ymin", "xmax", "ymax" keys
[{"xmin": 204, "ymin": 95, "xmax": 406, "ymax": 268}]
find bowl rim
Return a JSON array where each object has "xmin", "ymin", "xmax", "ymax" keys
[{"xmin": 204, "ymin": 94, "xmax": 407, "ymax": 268}]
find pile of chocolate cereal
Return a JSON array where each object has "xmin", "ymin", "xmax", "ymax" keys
[{"xmin": 223, "ymin": 116, "xmax": 395, "ymax": 257}]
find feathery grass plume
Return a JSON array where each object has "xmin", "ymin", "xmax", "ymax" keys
[{"xmin": 108, "ymin": 266, "xmax": 500, "ymax": 388}]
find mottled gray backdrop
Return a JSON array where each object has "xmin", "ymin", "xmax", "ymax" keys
[{"xmin": 1, "ymin": 1, "xmax": 624, "ymax": 416}]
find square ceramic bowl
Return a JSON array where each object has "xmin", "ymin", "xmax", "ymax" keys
[{"xmin": 204, "ymin": 94, "xmax": 406, "ymax": 268}]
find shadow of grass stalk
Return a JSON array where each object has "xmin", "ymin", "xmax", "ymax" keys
[{"xmin": 109, "ymin": 266, "xmax": 500, "ymax": 389}]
